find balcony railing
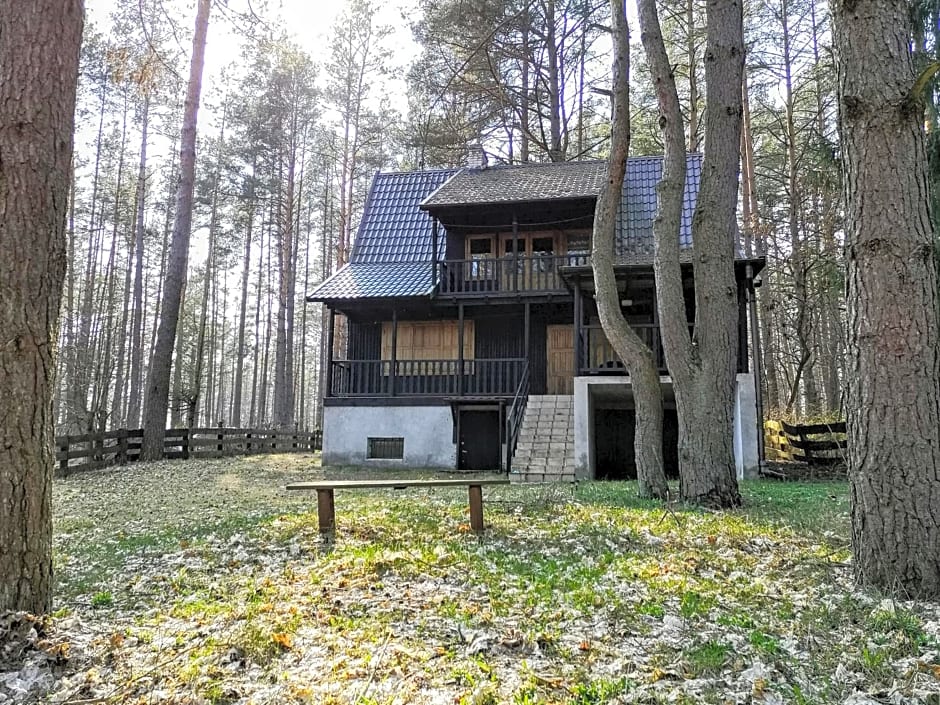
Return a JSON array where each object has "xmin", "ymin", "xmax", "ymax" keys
[
  {"xmin": 329, "ymin": 358, "xmax": 528, "ymax": 397},
  {"xmin": 579, "ymin": 323, "xmax": 668, "ymax": 374},
  {"xmin": 438, "ymin": 253, "xmax": 590, "ymax": 296}
]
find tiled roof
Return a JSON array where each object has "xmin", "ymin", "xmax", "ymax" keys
[
  {"xmin": 617, "ymin": 154, "xmax": 700, "ymax": 261},
  {"xmin": 421, "ymin": 160, "xmax": 606, "ymax": 207},
  {"xmin": 352, "ymin": 168, "xmax": 458, "ymax": 264},
  {"xmin": 308, "ymin": 155, "xmax": 706, "ymax": 301},
  {"xmin": 308, "ymin": 262, "xmax": 435, "ymax": 301}
]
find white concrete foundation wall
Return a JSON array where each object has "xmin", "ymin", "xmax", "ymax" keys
[
  {"xmin": 322, "ymin": 405, "xmax": 456, "ymax": 468},
  {"xmin": 573, "ymin": 374, "xmax": 761, "ymax": 480},
  {"xmin": 733, "ymin": 372, "xmax": 760, "ymax": 479}
]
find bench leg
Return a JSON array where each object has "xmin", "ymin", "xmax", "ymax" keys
[
  {"xmin": 468, "ymin": 484, "xmax": 484, "ymax": 533},
  {"xmin": 317, "ymin": 488, "xmax": 336, "ymax": 534}
]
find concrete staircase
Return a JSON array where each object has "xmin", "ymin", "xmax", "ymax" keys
[{"xmin": 510, "ymin": 394, "xmax": 576, "ymax": 482}]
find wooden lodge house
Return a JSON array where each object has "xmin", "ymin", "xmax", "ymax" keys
[{"xmin": 307, "ymin": 155, "xmax": 763, "ymax": 481}]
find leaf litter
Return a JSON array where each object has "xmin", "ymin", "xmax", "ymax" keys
[{"xmin": 1, "ymin": 455, "xmax": 938, "ymax": 704}]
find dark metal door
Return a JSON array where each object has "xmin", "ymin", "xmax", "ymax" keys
[{"xmin": 459, "ymin": 410, "xmax": 501, "ymax": 470}]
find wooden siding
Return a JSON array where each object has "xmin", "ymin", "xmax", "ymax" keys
[
  {"xmin": 381, "ymin": 320, "xmax": 475, "ymax": 362},
  {"xmin": 348, "ymin": 320, "xmax": 381, "ymax": 361},
  {"xmin": 475, "ymin": 315, "xmax": 525, "ymax": 359},
  {"xmin": 528, "ymin": 317, "xmax": 548, "ymax": 394}
]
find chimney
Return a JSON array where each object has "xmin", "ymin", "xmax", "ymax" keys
[{"xmin": 466, "ymin": 143, "xmax": 488, "ymax": 169}]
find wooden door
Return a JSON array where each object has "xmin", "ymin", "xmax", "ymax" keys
[{"xmin": 546, "ymin": 324, "xmax": 574, "ymax": 394}]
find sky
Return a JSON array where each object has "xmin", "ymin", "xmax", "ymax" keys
[{"xmin": 85, "ymin": 0, "xmax": 419, "ymax": 105}]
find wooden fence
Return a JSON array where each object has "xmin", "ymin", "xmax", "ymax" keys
[
  {"xmin": 764, "ymin": 419, "xmax": 846, "ymax": 465},
  {"xmin": 55, "ymin": 426, "xmax": 322, "ymax": 476}
]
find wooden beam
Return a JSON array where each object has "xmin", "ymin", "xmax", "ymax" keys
[
  {"xmin": 317, "ymin": 488, "xmax": 336, "ymax": 534},
  {"xmin": 458, "ymin": 303, "xmax": 465, "ymax": 396},
  {"xmin": 390, "ymin": 308, "xmax": 398, "ymax": 397},
  {"xmin": 468, "ymin": 484, "xmax": 485, "ymax": 532},
  {"xmin": 431, "ymin": 218, "xmax": 439, "ymax": 290},
  {"xmin": 574, "ymin": 283, "xmax": 582, "ymax": 373},
  {"xmin": 524, "ymin": 301, "xmax": 530, "ymax": 356},
  {"xmin": 325, "ymin": 309, "xmax": 336, "ymax": 397},
  {"xmin": 512, "ymin": 212, "xmax": 519, "ymax": 293}
]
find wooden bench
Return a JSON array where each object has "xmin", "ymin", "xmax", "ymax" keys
[{"xmin": 286, "ymin": 478, "xmax": 510, "ymax": 535}]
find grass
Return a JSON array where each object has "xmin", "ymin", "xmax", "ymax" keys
[{"xmin": 47, "ymin": 458, "xmax": 940, "ymax": 705}]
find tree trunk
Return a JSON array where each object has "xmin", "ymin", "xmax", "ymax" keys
[
  {"xmin": 592, "ymin": 0, "xmax": 668, "ymax": 500},
  {"xmin": 639, "ymin": 0, "xmax": 743, "ymax": 507},
  {"xmin": 834, "ymin": 0, "xmax": 940, "ymax": 597},
  {"xmin": 141, "ymin": 0, "xmax": 211, "ymax": 459},
  {"xmin": 0, "ymin": 0, "xmax": 83, "ymax": 614},
  {"xmin": 232, "ymin": 181, "xmax": 255, "ymax": 427},
  {"xmin": 274, "ymin": 135, "xmax": 297, "ymax": 428},
  {"xmin": 127, "ymin": 94, "xmax": 150, "ymax": 429}
]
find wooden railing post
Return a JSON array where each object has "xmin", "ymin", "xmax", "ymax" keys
[
  {"xmin": 246, "ymin": 429, "xmax": 252, "ymax": 453},
  {"xmin": 117, "ymin": 428, "xmax": 128, "ymax": 465},
  {"xmin": 182, "ymin": 429, "xmax": 190, "ymax": 460},
  {"xmin": 217, "ymin": 421, "xmax": 224, "ymax": 454},
  {"xmin": 58, "ymin": 436, "xmax": 69, "ymax": 476}
]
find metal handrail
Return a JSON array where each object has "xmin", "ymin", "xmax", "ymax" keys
[{"xmin": 504, "ymin": 361, "xmax": 530, "ymax": 473}]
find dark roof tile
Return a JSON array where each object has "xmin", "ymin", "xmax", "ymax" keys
[
  {"xmin": 307, "ymin": 262, "xmax": 435, "ymax": 301},
  {"xmin": 309, "ymin": 155, "xmax": 706, "ymax": 301},
  {"xmin": 421, "ymin": 161, "xmax": 606, "ymax": 207},
  {"xmin": 352, "ymin": 169, "xmax": 458, "ymax": 264}
]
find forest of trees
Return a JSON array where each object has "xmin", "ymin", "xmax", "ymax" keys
[
  {"xmin": 3, "ymin": 0, "xmax": 940, "ymax": 613},
  {"xmin": 53, "ymin": 0, "xmax": 868, "ymax": 439}
]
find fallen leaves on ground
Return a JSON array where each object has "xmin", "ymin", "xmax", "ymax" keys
[{"xmin": 0, "ymin": 455, "xmax": 938, "ymax": 704}]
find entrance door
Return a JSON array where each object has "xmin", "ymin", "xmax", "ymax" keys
[
  {"xmin": 458, "ymin": 410, "xmax": 501, "ymax": 470},
  {"xmin": 546, "ymin": 324, "xmax": 574, "ymax": 394}
]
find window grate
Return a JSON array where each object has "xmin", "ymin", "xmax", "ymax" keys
[{"xmin": 367, "ymin": 437, "xmax": 404, "ymax": 460}]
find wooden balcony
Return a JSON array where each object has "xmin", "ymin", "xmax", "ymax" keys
[
  {"xmin": 578, "ymin": 323, "xmax": 668, "ymax": 375},
  {"xmin": 437, "ymin": 253, "xmax": 589, "ymax": 297},
  {"xmin": 329, "ymin": 358, "xmax": 528, "ymax": 398}
]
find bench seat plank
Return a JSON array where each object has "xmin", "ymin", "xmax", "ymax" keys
[
  {"xmin": 286, "ymin": 478, "xmax": 509, "ymax": 491},
  {"xmin": 286, "ymin": 478, "xmax": 509, "ymax": 535}
]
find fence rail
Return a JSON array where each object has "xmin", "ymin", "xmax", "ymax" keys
[
  {"xmin": 55, "ymin": 426, "xmax": 322, "ymax": 476},
  {"xmin": 764, "ymin": 419, "xmax": 846, "ymax": 465}
]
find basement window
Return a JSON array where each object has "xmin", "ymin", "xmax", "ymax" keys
[{"xmin": 367, "ymin": 437, "xmax": 404, "ymax": 460}]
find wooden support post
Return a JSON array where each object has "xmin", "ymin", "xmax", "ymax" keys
[
  {"xmin": 390, "ymin": 308, "xmax": 398, "ymax": 396},
  {"xmin": 468, "ymin": 484, "xmax": 484, "ymax": 533},
  {"xmin": 325, "ymin": 309, "xmax": 336, "ymax": 397},
  {"xmin": 247, "ymin": 430, "xmax": 252, "ymax": 453},
  {"xmin": 574, "ymin": 282, "xmax": 582, "ymax": 374},
  {"xmin": 217, "ymin": 421, "xmax": 224, "ymax": 454},
  {"xmin": 458, "ymin": 303, "xmax": 465, "ymax": 396},
  {"xmin": 431, "ymin": 218, "xmax": 439, "ymax": 290},
  {"xmin": 317, "ymin": 488, "xmax": 336, "ymax": 534},
  {"xmin": 59, "ymin": 437, "xmax": 69, "ymax": 476},
  {"xmin": 512, "ymin": 213, "xmax": 519, "ymax": 293},
  {"xmin": 117, "ymin": 428, "xmax": 128, "ymax": 465},
  {"xmin": 747, "ymin": 264, "xmax": 766, "ymax": 464},
  {"xmin": 524, "ymin": 302, "xmax": 530, "ymax": 357},
  {"xmin": 182, "ymin": 429, "xmax": 190, "ymax": 460}
]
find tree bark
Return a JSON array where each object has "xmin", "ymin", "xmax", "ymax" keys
[
  {"xmin": 126, "ymin": 94, "xmax": 150, "ymax": 429},
  {"xmin": 231, "ymin": 169, "xmax": 256, "ymax": 428},
  {"xmin": 639, "ymin": 0, "xmax": 743, "ymax": 507},
  {"xmin": 141, "ymin": 0, "xmax": 211, "ymax": 459},
  {"xmin": 0, "ymin": 0, "xmax": 83, "ymax": 614},
  {"xmin": 834, "ymin": 0, "xmax": 940, "ymax": 597},
  {"xmin": 592, "ymin": 0, "xmax": 668, "ymax": 500}
]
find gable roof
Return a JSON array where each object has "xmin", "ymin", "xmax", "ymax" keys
[
  {"xmin": 421, "ymin": 160, "xmax": 606, "ymax": 208},
  {"xmin": 307, "ymin": 155, "xmax": 705, "ymax": 302},
  {"xmin": 352, "ymin": 168, "xmax": 459, "ymax": 264},
  {"xmin": 307, "ymin": 168, "xmax": 457, "ymax": 302}
]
